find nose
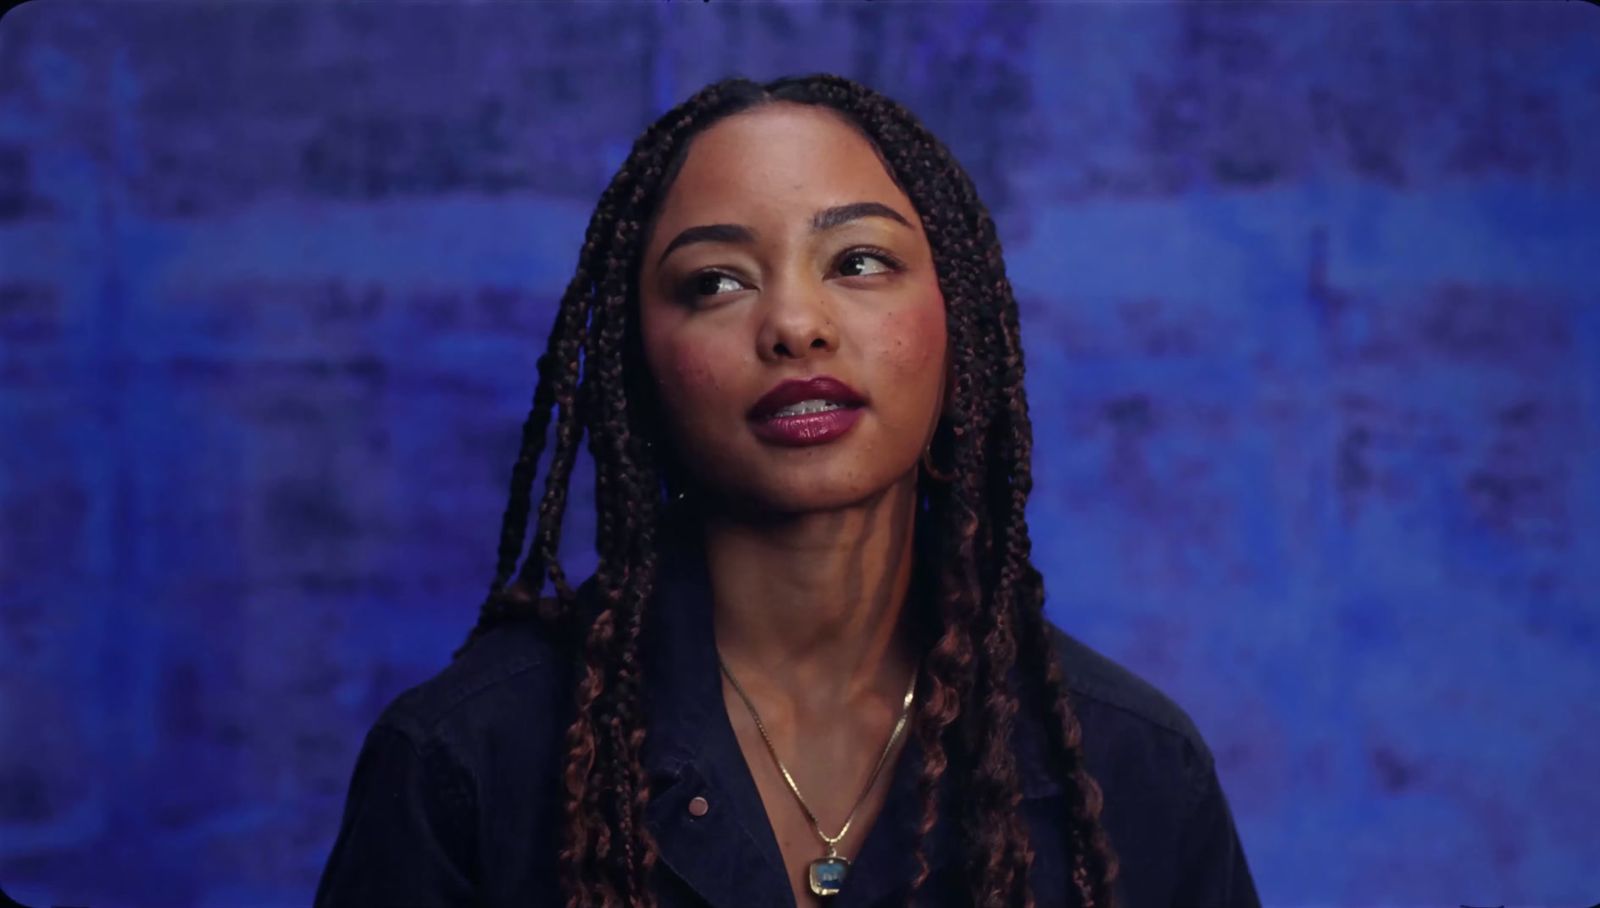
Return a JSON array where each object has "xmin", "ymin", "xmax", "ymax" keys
[{"xmin": 756, "ymin": 271, "xmax": 839, "ymax": 362}]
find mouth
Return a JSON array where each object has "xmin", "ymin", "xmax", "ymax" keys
[
  {"xmin": 747, "ymin": 402, "xmax": 865, "ymax": 447},
  {"xmin": 746, "ymin": 375, "xmax": 867, "ymax": 448},
  {"xmin": 748, "ymin": 375, "xmax": 867, "ymax": 421}
]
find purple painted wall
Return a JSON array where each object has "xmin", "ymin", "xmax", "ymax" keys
[{"xmin": 1, "ymin": 2, "xmax": 1596, "ymax": 906}]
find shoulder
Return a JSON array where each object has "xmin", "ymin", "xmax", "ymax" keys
[
  {"xmin": 1044, "ymin": 620, "xmax": 1213, "ymax": 762},
  {"xmin": 371, "ymin": 610, "xmax": 577, "ymax": 760},
  {"xmin": 319, "ymin": 610, "xmax": 579, "ymax": 903},
  {"xmin": 1033, "ymin": 616, "xmax": 1220, "ymax": 819},
  {"xmin": 1034, "ymin": 621, "xmax": 1263, "ymax": 907}
]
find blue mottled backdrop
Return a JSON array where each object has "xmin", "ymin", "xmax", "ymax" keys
[{"xmin": 1, "ymin": 2, "xmax": 1596, "ymax": 906}]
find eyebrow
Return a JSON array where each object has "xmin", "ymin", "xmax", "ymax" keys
[{"xmin": 655, "ymin": 201, "xmax": 913, "ymax": 268}]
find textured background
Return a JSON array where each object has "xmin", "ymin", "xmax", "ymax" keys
[{"xmin": 1, "ymin": 2, "xmax": 1597, "ymax": 906}]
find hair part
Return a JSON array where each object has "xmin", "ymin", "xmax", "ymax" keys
[{"xmin": 456, "ymin": 73, "xmax": 1119, "ymax": 908}]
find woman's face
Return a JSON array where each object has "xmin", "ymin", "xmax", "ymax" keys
[{"xmin": 637, "ymin": 103, "xmax": 950, "ymax": 516}]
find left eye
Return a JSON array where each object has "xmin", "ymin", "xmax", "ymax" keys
[{"xmin": 838, "ymin": 250, "xmax": 897, "ymax": 277}]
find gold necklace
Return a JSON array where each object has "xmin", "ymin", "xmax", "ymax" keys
[{"xmin": 717, "ymin": 652, "xmax": 918, "ymax": 898}]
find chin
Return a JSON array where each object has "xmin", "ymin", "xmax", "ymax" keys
[
  {"xmin": 767, "ymin": 486, "xmax": 878, "ymax": 515},
  {"xmin": 712, "ymin": 467, "xmax": 915, "ymax": 519}
]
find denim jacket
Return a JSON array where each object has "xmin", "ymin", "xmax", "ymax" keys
[{"xmin": 315, "ymin": 529, "xmax": 1259, "ymax": 908}]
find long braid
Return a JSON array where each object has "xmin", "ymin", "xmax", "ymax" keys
[
  {"xmin": 907, "ymin": 206, "xmax": 1006, "ymax": 905},
  {"xmin": 454, "ymin": 171, "xmax": 639, "ymax": 660},
  {"xmin": 586, "ymin": 166, "xmax": 667, "ymax": 904},
  {"xmin": 899, "ymin": 89, "xmax": 992, "ymax": 893},
  {"xmin": 548, "ymin": 83, "xmax": 754, "ymax": 908},
  {"xmin": 454, "ymin": 265, "xmax": 588, "ymax": 654},
  {"xmin": 930, "ymin": 112, "xmax": 1039, "ymax": 908},
  {"xmin": 959, "ymin": 147, "xmax": 1044, "ymax": 907},
  {"xmin": 985, "ymin": 194, "xmax": 1121, "ymax": 907},
  {"xmin": 461, "ymin": 72, "xmax": 1120, "ymax": 907},
  {"xmin": 907, "ymin": 374, "xmax": 985, "ymax": 899},
  {"xmin": 1014, "ymin": 560, "xmax": 1120, "ymax": 908}
]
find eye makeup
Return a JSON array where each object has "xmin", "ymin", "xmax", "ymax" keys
[{"xmin": 671, "ymin": 245, "xmax": 906, "ymax": 306}]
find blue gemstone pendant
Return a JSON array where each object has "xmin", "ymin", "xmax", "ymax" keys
[{"xmin": 808, "ymin": 855, "xmax": 849, "ymax": 897}]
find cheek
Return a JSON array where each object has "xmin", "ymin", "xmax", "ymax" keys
[
  {"xmin": 651, "ymin": 331, "xmax": 738, "ymax": 425},
  {"xmin": 873, "ymin": 297, "xmax": 948, "ymax": 379}
]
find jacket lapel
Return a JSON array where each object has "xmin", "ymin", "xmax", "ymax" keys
[
  {"xmin": 641, "ymin": 527, "xmax": 795, "ymax": 907},
  {"xmin": 635, "ymin": 511, "xmax": 1062, "ymax": 907}
]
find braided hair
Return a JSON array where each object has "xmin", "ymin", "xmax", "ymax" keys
[{"xmin": 454, "ymin": 73, "xmax": 1119, "ymax": 908}]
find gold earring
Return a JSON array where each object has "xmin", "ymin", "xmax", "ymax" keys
[{"xmin": 920, "ymin": 443, "xmax": 954, "ymax": 483}]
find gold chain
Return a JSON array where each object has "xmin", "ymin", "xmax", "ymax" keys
[{"xmin": 717, "ymin": 653, "xmax": 918, "ymax": 855}]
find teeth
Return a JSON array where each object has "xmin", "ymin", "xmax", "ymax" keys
[{"xmin": 771, "ymin": 398, "xmax": 846, "ymax": 417}]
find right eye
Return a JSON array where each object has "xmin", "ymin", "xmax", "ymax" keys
[{"xmin": 678, "ymin": 270, "xmax": 747, "ymax": 303}]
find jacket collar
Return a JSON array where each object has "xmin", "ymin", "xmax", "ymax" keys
[{"xmin": 636, "ymin": 508, "xmax": 1063, "ymax": 907}]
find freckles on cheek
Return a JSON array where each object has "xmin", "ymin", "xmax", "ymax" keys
[
  {"xmin": 662, "ymin": 343, "xmax": 726, "ymax": 414},
  {"xmin": 879, "ymin": 304, "xmax": 948, "ymax": 374}
]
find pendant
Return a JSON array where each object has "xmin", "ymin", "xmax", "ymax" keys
[{"xmin": 808, "ymin": 853, "xmax": 850, "ymax": 897}]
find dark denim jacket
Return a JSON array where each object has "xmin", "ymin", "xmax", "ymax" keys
[{"xmin": 315, "ymin": 535, "xmax": 1259, "ymax": 907}]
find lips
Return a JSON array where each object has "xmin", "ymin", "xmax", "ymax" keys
[{"xmin": 748, "ymin": 376, "xmax": 867, "ymax": 420}]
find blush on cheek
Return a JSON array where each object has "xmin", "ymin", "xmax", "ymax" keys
[
  {"xmin": 880, "ymin": 302, "xmax": 948, "ymax": 374},
  {"xmin": 662, "ymin": 344, "xmax": 728, "ymax": 415}
]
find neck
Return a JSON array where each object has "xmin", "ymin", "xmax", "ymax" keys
[{"xmin": 699, "ymin": 475, "xmax": 923, "ymax": 718}]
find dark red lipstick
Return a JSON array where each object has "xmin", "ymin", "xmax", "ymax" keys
[{"xmin": 748, "ymin": 376, "xmax": 866, "ymax": 447}]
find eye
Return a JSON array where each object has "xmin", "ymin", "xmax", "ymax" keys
[
  {"xmin": 678, "ymin": 270, "xmax": 747, "ymax": 303},
  {"xmin": 837, "ymin": 247, "xmax": 901, "ymax": 278}
]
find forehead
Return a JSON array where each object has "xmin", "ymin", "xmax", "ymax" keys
[{"xmin": 647, "ymin": 104, "xmax": 914, "ymax": 239}]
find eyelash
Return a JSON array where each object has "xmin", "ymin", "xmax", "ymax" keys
[{"xmin": 676, "ymin": 246, "xmax": 905, "ymax": 304}]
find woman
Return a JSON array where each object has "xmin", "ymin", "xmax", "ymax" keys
[{"xmin": 315, "ymin": 74, "xmax": 1259, "ymax": 908}]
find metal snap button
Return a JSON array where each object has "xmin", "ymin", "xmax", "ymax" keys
[{"xmin": 688, "ymin": 795, "xmax": 709, "ymax": 817}]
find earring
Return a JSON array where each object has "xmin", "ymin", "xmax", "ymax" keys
[{"xmin": 920, "ymin": 442, "xmax": 955, "ymax": 484}]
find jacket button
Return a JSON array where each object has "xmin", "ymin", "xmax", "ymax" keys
[{"xmin": 688, "ymin": 796, "xmax": 709, "ymax": 817}]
